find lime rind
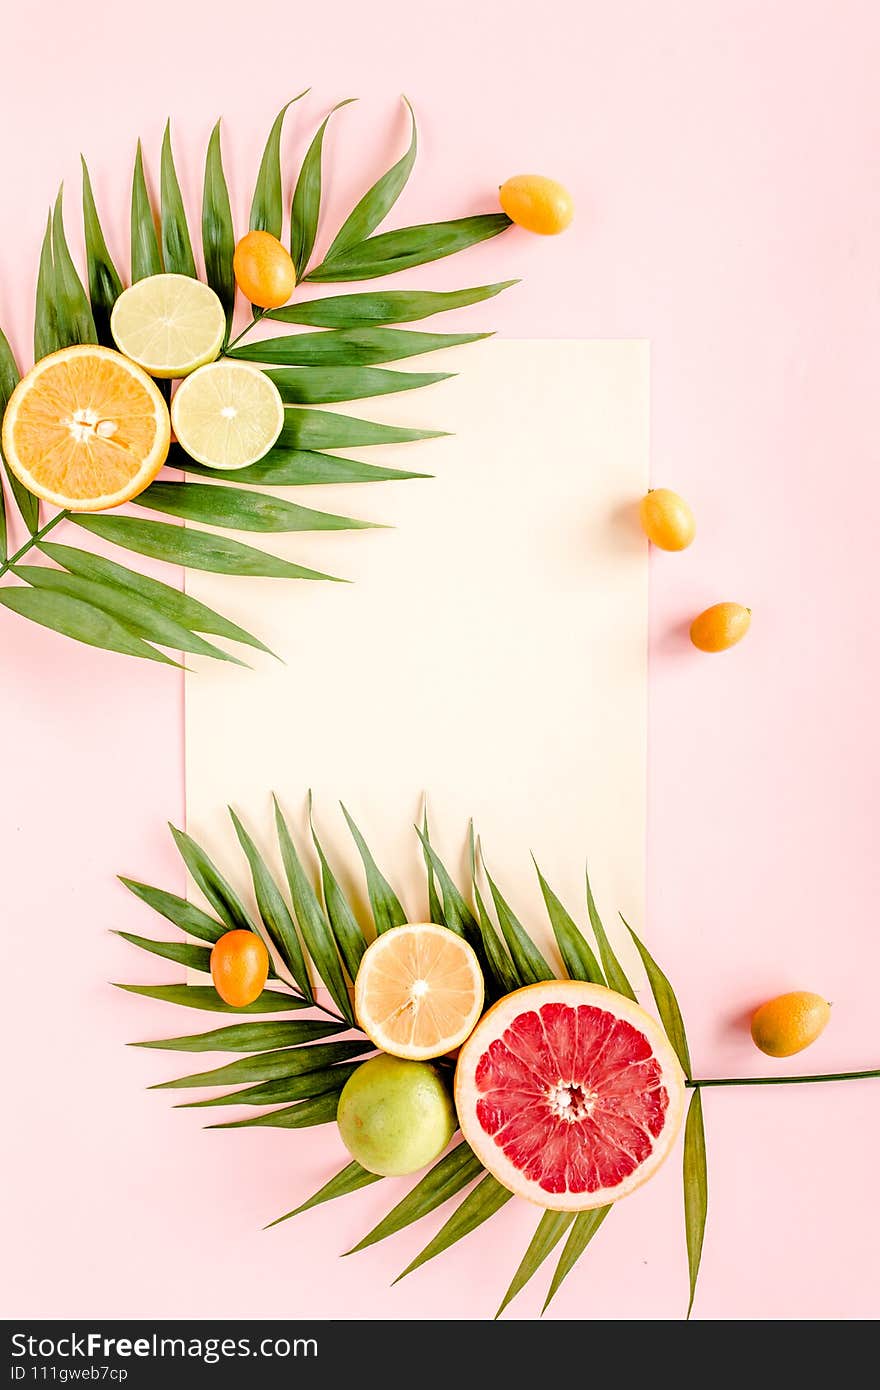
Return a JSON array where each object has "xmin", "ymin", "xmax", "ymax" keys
[
  {"xmin": 110, "ymin": 274, "xmax": 226, "ymax": 378},
  {"xmin": 170, "ymin": 360, "xmax": 284, "ymax": 470}
]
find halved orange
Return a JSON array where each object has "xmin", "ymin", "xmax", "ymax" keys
[
  {"xmin": 354, "ymin": 922, "xmax": 485, "ymax": 1060},
  {"xmin": 1, "ymin": 344, "xmax": 170, "ymax": 512}
]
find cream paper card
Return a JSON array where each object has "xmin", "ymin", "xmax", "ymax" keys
[{"xmin": 184, "ymin": 339, "xmax": 649, "ymax": 977}]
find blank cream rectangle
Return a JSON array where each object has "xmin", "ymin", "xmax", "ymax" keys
[{"xmin": 184, "ymin": 339, "xmax": 649, "ymax": 973}]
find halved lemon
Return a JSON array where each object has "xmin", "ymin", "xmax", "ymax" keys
[
  {"xmin": 170, "ymin": 361, "xmax": 284, "ymax": 470},
  {"xmin": 110, "ymin": 274, "xmax": 226, "ymax": 378},
  {"xmin": 1, "ymin": 345, "xmax": 170, "ymax": 512},
  {"xmin": 354, "ymin": 923, "xmax": 485, "ymax": 1060}
]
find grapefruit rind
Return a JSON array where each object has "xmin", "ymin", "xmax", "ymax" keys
[
  {"xmin": 454, "ymin": 980, "xmax": 686, "ymax": 1212},
  {"xmin": 1, "ymin": 345, "xmax": 170, "ymax": 512},
  {"xmin": 354, "ymin": 922, "xmax": 485, "ymax": 1062}
]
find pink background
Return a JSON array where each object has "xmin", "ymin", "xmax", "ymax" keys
[{"xmin": 2, "ymin": 0, "xmax": 878, "ymax": 1320}]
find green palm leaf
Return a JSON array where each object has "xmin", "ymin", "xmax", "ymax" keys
[
  {"xmin": 683, "ymin": 1087, "xmax": 708, "ymax": 1318},
  {"xmin": 132, "ymin": 1019, "xmax": 342, "ymax": 1052},
  {"xmin": 152, "ymin": 1038, "xmax": 371, "ymax": 1090},
  {"xmin": 533, "ymin": 858, "xmax": 605, "ymax": 985},
  {"xmin": 250, "ymin": 93, "xmax": 309, "ymax": 237},
  {"xmin": 413, "ymin": 827, "xmax": 501, "ymax": 989},
  {"xmin": 621, "ymin": 914, "xmax": 692, "ymax": 1076},
  {"xmin": 483, "ymin": 864, "xmax": 554, "ymax": 985},
  {"xmin": 274, "ymin": 796, "xmax": 356, "ymax": 1022},
  {"xmin": 71, "ymin": 514, "xmax": 341, "ymax": 582},
  {"xmin": 179, "ymin": 1062, "xmax": 361, "ymax": 1109},
  {"xmin": 421, "ymin": 809, "xmax": 445, "ymax": 926},
  {"xmin": 340, "ymin": 803, "xmax": 407, "ymax": 934},
  {"xmin": 229, "ymin": 807, "xmax": 313, "ymax": 1000},
  {"xmin": 394, "ymin": 1174, "xmax": 513, "ymax": 1282},
  {"xmin": 347, "ymin": 1142, "xmax": 483, "ymax": 1255},
  {"xmin": 0, "ymin": 326, "xmax": 39, "ymax": 537},
  {"xmin": 324, "ymin": 97, "xmax": 417, "ymax": 261},
  {"xmin": 168, "ymin": 823, "xmax": 257, "ymax": 935},
  {"xmin": 114, "ymin": 807, "xmax": 720, "ymax": 1313},
  {"xmin": 114, "ymin": 982, "xmax": 303, "ymax": 1013},
  {"xmin": 542, "ymin": 1206, "xmax": 612, "ymax": 1313},
  {"xmin": 309, "ymin": 798, "xmax": 367, "ymax": 980},
  {"xmin": 412, "ymin": 827, "xmax": 475, "ymax": 941},
  {"xmin": 267, "ymin": 1160, "xmax": 382, "ymax": 1229},
  {"xmin": 160, "ymin": 121, "xmax": 197, "ymax": 277},
  {"xmin": 114, "ymin": 931, "xmax": 212, "ymax": 972},
  {"xmin": 166, "ymin": 445, "xmax": 429, "ymax": 487},
  {"xmin": 310, "ymin": 215, "xmax": 512, "ymax": 284},
  {"xmin": 0, "ymin": 585, "xmax": 177, "ymax": 664},
  {"xmin": 202, "ymin": 120, "xmax": 236, "ymax": 332},
  {"xmin": 268, "ymin": 281, "xmax": 516, "ymax": 329},
  {"xmin": 471, "ymin": 864, "xmax": 520, "ymax": 997},
  {"xmin": 209, "ymin": 1090, "xmax": 340, "ymax": 1130},
  {"xmin": 496, "ymin": 1210, "xmax": 576, "ymax": 1319},
  {"xmin": 42, "ymin": 542, "xmax": 272, "ymax": 657},
  {"xmin": 13, "ymin": 564, "xmax": 246, "ymax": 667},
  {"xmin": 267, "ymin": 365, "xmax": 452, "ymax": 406},
  {"xmin": 51, "ymin": 188, "xmax": 97, "ymax": 346},
  {"xmin": 227, "ymin": 327, "xmax": 487, "ymax": 368},
  {"xmin": 290, "ymin": 100, "xmax": 356, "ymax": 280},
  {"xmin": 1, "ymin": 460, "xmax": 8, "ymax": 559},
  {"xmin": 81, "ymin": 157, "xmax": 124, "ymax": 345},
  {"xmin": 585, "ymin": 865, "xmax": 637, "ymax": 1001},
  {"xmin": 130, "ymin": 140, "xmax": 162, "ymax": 281},
  {"xmin": 135, "ymin": 480, "xmax": 376, "ymax": 534},
  {"xmin": 33, "ymin": 211, "xmax": 60, "ymax": 360},
  {"xmin": 117, "ymin": 877, "xmax": 229, "ymax": 943},
  {"xmin": 279, "ymin": 410, "xmax": 443, "ymax": 452}
]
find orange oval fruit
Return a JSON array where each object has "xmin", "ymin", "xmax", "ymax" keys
[
  {"xmin": 210, "ymin": 930, "xmax": 269, "ymax": 1008},
  {"xmin": 639, "ymin": 488, "xmax": 696, "ymax": 551},
  {"xmin": 690, "ymin": 602, "xmax": 751, "ymax": 652},
  {"xmin": 232, "ymin": 230, "xmax": 296, "ymax": 309},
  {"xmin": 750, "ymin": 991, "xmax": 831, "ymax": 1058},
  {"xmin": 499, "ymin": 175, "xmax": 574, "ymax": 235}
]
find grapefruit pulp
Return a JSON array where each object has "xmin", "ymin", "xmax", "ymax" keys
[{"xmin": 455, "ymin": 981, "xmax": 685, "ymax": 1211}]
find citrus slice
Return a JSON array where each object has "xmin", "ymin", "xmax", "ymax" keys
[
  {"xmin": 355, "ymin": 923, "xmax": 485, "ymax": 1061},
  {"xmin": 110, "ymin": 274, "xmax": 225, "ymax": 378},
  {"xmin": 455, "ymin": 981, "xmax": 685, "ymax": 1210},
  {"xmin": 1, "ymin": 345, "xmax": 170, "ymax": 512},
  {"xmin": 170, "ymin": 361, "xmax": 284, "ymax": 470}
]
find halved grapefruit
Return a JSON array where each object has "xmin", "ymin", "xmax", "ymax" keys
[{"xmin": 455, "ymin": 981, "xmax": 685, "ymax": 1211}]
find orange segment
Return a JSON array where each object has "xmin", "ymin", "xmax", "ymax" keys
[
  {"xmin": 354, "ymin": 923, "xmax": 484, "ymax": 1060},
  {"xmin": 1, "ymin": 345, "xmax": 170, "ymax": 512}
]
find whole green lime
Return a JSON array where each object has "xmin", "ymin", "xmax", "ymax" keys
[{"xmin": 336, "ymin": 1054, "xmax": 456, "ymax": 1177}]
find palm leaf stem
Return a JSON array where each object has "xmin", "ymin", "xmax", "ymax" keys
[
  {"xmin": 686, "ymin": 1069, "xmax": 880, "ymax": 1088},
  {"xmin": 222, "ymin": 310, "xmax": 267, "ymax": 355},
  {"xmin": 0, "ymin": 510, "xmax": 65, "ymax": 579},
  {"xmin": 283, "ymin": 986, "xmax": 352, "ymax": 1030}
]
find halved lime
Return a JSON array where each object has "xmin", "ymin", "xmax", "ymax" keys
[
  {"xmin": 170, "ymin": 361, "xmax": 284, "ymax": 470},
  {"xmin": 110, "ymin": 274, "xmax": 226, "ymax": 379}
]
